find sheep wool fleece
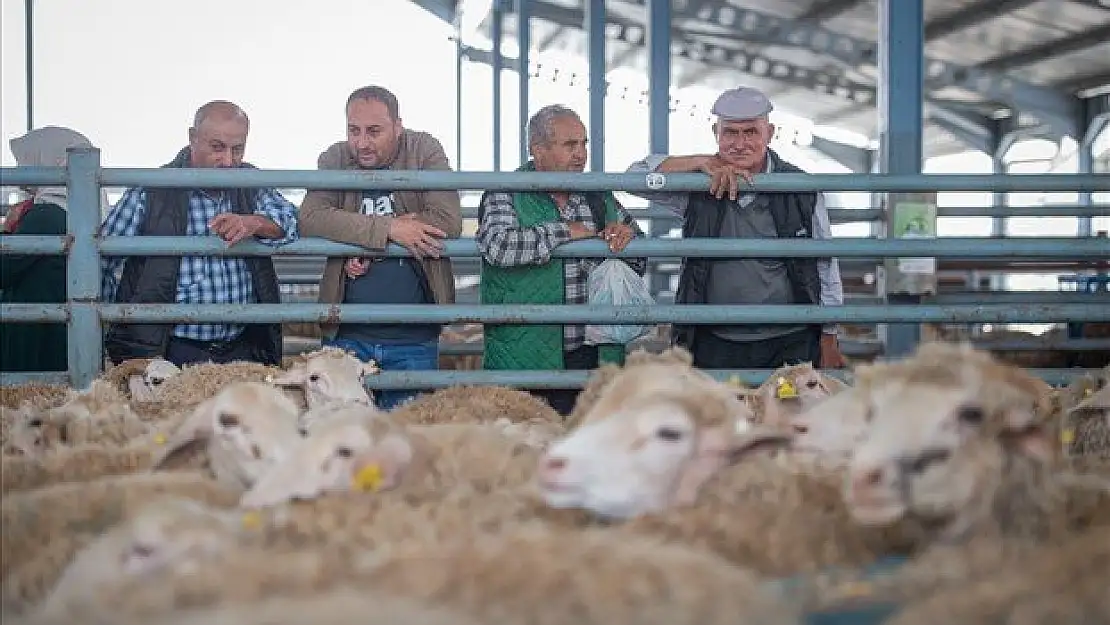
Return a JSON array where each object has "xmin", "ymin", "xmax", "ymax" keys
[{"xmin": 481, "ymin": 180, "xmax": 624, "ymax": 370}]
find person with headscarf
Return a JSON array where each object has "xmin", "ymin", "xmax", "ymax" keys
[{"xmin": 1, "ymin": 125, "xmax": 99, "ymax": 372}]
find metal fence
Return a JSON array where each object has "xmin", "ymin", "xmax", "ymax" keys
[{"xmin": 2, "ymin": 147, "xmax": 1108, "ymax": 390}]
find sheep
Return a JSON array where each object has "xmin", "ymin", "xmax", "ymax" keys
[
  {"xmin": 30, "ymin": 514, "xmax": 803, "ymax": 625},
  {"xmin": 840, "ymin": 341, "xmax": 1110, "ymax": 545},
  {"xmin": 762, "ymin": 383, "xmax": 872, "ymax": 472},
  {"xmin": 1061, "ymin": 380, "xmax": 1109, "ymax": 459},
  {"xmin": 150, "ymin": 382, "xmax": 305, "ymax": 491},
  {"xmin": 5, "ymin": 381, "xmax": 151, "ymax": 456},
  {"xmin": 154, "ymin": 360, "xmax": 286, "ymax": 408},
  {"xmin": 100, "ymin": 357, "xmax": 181, "ymax": 401},
  {"xmin": 0, "ymin": 439, "xmax": 200, "ymax": 495},
  {"xmin": 241, "ymin": 406, "xmax": 542, "ymax": 507},
  {"xmin": 340, "ymin": 525, "xmax": 803, "ymax": 625},
  {"xmin": 879, "ymin": 525, "xmax": 1110, "ymax": 625},
  {"xmin": 536, "ymin": 351, "xmax": 914, "ymax": 576},
  {"xmin": 744, "ymin": 361, "xmax": 850, "ymax": 423},
  {"xmin": 110, "ymin": 591, "xmax": 485, "ymax": 625},
  {"xmin": 268, "ymin": 345, "xmax": 379, "ymax": 409},
  {"xmin": 387, "ymin": 384, "xmax": 561, "ymax": 426},
  {"xmin": 564, "ymin": 345, "xmax": 700, "ymax": 430},
  {"xmin": 5, "ymin": 496, "xmax": 250, "ymax": 617},
  {"xmin": 0, "ymin": 471, "xmax": 241, "ymax": 584},
  {"xmin": 0, "ymin": 383, "xmax": 73, "ymax": 411}
]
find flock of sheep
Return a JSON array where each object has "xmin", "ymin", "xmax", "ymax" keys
[{"xmin": 0, "ymin": 341, "xmax": 1107, "ymax": 624}]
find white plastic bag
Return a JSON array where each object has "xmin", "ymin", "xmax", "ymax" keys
[{"xmin": 584, "ymin": 259, "xmax": 655, "ymax": 346}]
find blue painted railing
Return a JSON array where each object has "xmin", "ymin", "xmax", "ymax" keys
[{"xmin": 1, "ymin": 147, "xmax": 1108, "ymax": 390}]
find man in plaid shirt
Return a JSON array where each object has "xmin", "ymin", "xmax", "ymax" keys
[
  {"xmin": 477, "ymin": 104, "xmax": 647, "ymax": 416},
  {"xmin": 101, "ymin": 101, "xmax": 299, "ymax": 367}
]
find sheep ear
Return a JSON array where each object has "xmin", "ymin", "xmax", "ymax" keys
[
  {"xmin": 128, "ymin": 375, "xmax": 156, "ymax": 402},
  {"xmin": 270, "ymin": 364, "xmax": 306, "ymax": 387},
  {"xmin": 998, "ymin": 405, "xmax": 1054, "ymax": 463},
  {"xmin": 363, "ymin": 433, "xmax": 417, "ymax": 492},
  {"xmin": 671, "ymin": 423, "xmax": 792, "ymax": 506},
  {"xmin": 150, "ymin": 398, "xmax": 216, "ymax": 470}
]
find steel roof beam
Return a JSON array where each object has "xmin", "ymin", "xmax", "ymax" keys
[
  {"xmin": 979, "ymin": 24, "xmax": 1110, "ymax": 72},
  {"xmin": 924, "ymin": 0, "xmax": 1038, "ymax": 41}
]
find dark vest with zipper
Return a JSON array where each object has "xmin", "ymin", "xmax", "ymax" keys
[
  {"xmin": 103, "ymin": 148, "xmax": 283, "ymax": 366},
  {"xmin": 671, "ymin": 149, "xmax": 822, "ymax": 350}
]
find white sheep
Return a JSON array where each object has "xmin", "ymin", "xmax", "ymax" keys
[
  {"xmin": 269, "ymin": 345, "xmax": 379, "ymax": 409},
  {"xmin": 128, "ymin": 358, "xmax": 182, "ymax": 402},
  {"xmin": 534, "ymin": 348, "xmax": 919, "ymax": 576},
  {"xmin": 841, "ymin": 341, "xmax": 1110, "ymax": 544},
  {"xmin": 150, "ymin": 382, "xmax": 304, "ymax": 491},
  {"xmin": 240, "ymin": 404, "xmax": 405, "ymax": 508},
  {"xmin": 0, "ymin": 471, "xmax": 242, "ymax": 585},
  {"xmin": 22, "ymin": 496, "xmax": 249, "ymax": 620}
]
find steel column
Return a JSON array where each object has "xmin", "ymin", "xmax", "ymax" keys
[
  {"xmin": 585, "ymin": 0, "xmax": 605, "ymax": 171},
  {"xmin": 65, "ymin": 148, "xmax": 103, "ymax": 389},
  {"xmin": 491, "ymin": 1, "xmax": 504, "ymax": 171},
  {"xmin": 878, "ymin": 0, "xmax": 925, "ymax": 358},
  {"xmin": 647, "ymin": 0, "xmax": 671, "ymax": 297},
  {"xmin": 518, "ymin": 0, "xmax": 531, "ymax": 165},
  {"xmin": 455, "ymin": 16, "xmax": 464, "ymax": 170},
  {"xmin": 25, "ymin": 0, "xmax": 33, "ymax": 131}
]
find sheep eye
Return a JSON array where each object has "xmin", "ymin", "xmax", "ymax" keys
[
  {"xmin": 218, "ymin": 413, "xmax": 240, "ymax": 428},
  {"xmin": 308, "ymin": 374, "xmax": 321, "ymax": 383},
  {"xmin": 908, "ymin": 449, "xmax": 951, "ymax": 473},
  {"xmin": 27, "ymin": 418, "xmax": 43, "ymax": 428},
  {"xmin": 806, "ymin": 379, "xmax": 819, "ymax": 389},
  {"xmin": 130, "ymin": 543, "xmax": 155, "ymax": 559},
  {"xmin": 656, "ymin": 427, "xmax": 684, "ymax": 442},
  {"xmin": 956, "ymin": 405, "xmax": 984, "ymax": 425},
  {"xmin": 150, "ymin": 378, "xmax": 163, "ymax": 386},
  {"xmin": 335, "ymin": 446, "xmax": 353, "ymax": 458}
]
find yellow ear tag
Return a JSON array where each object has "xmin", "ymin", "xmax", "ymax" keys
[
  {"xmin": 837, "ymin": 581, "xmax": 873, "ymax": 599},
  {"xmin": 240, "ymin": 511, "xmax": 263, "ymax": 530},
  {"xmin": 1084, "ymin": 388, "xmax": 1093, "ymax": 397},
  {"xmin": 153, "ymin": 433, "xmax": 167, "ymax": 445},
  {"xmin": 1061, "ymin": 428, "xmax": 1076, "ymax": 445},
  {"xmin": 776, "ymin": 377, "xmax": 798, "ymax": 399},
  {"xmin": 727, "ymin": 375, "xmax": 742, "ymax": 388},
  {"xmin": 353, "ymin": 464, "xmax": 384, "ymax": 492}
]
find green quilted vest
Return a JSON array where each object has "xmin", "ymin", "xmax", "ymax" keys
[{"xmin": 481, "ymin": 162, "xmax": 626, "ymax": 371}]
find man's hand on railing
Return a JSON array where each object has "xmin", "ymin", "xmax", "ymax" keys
[
  {"xmin": 389, "ymin": 214, "xmax": 447, "ymax": 259},
  {"xmin": 599, "ymin": 223, "xmax": 635, "ymax": 253},
  {"xmin": 345, "ymin": 257, "xmax": 370, "ymax": 279},
  {"xmin": 566, "ymin": 222, "xmax": 596, "ymax": 240},
  {"xmin": 819, "ymin": 334, "xmax": 848, "ymax": 369},
  {"xmin": 700, "ymin": 156, "xmax": 755, "ymax": 202},
  {"xmin": 209, "ymin": 214, "xmax": 279, "ymax": 246}
]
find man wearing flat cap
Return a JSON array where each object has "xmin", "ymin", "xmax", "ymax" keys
[{"xmin": 627, "ymin": 86, "xmax": 846, "ymax": 371}]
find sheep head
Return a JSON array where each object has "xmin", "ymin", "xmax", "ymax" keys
[
  {"xmin": 151, "ymin": 382, "xmax": 303, "ymax": 489},
  {"xmin": 536, "ymin": 359, "xmax": 791, "ymax": 520},
  {"xmin": 240, "ymin": 405, "xmax": 419, "ymax": 508},
  {"xmin": 269, "ymin": 346, "xmax": 378, "ymax": 408},
  {"xmin": 765, "ymin": 383, "xmax": 871, "ymax": 470},
  {"xmin": 843, "ymin": 342, "xmax": 1053, "ymax": 534},
  {"xmin": 40, "ymin": 497, "xmax": 244, "ymax": 616}
]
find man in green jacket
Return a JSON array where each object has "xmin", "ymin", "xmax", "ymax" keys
[{"xmin": 476, "ymin": 104, "xmax": 647, "ymax": 416}]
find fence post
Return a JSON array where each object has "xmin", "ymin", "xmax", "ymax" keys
[{"xmin": 66, "ymin": 147, "xmax": 103, "ymax": 389}]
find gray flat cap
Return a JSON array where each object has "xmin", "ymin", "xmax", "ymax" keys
[{"xmin": 710, "ymin": 86, "xmax": 773, "ymax": 121}]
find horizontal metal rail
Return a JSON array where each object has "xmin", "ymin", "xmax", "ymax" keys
[
  {"xmin": 4, "ymin": 166, "xmax": 1110, "ymax": 192},
  {"xmin": 3, "ymin": 235, "xmax": 1108, "ymax": 259},
  {"xmin": 3, "ymin": 303, "xmax": 1106, "ymax": 325},
  {"xmin": 457, "ymin": 206, "xmax": 1110, "ymax": 221},
  {"xmin": 1, "ymin": 368, "xmax": 1098, "ymax": 389}
]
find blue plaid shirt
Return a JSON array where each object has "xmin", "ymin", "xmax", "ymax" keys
[{"xmin": 100, "ymin": 187, "xmax": 299, "ymax": 342}]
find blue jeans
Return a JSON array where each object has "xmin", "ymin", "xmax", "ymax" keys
[{"xmin": 323, "ymin": 337, "xmax": 438, "ymax": 410}]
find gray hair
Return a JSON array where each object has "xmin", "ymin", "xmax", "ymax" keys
[
  {"xmin": 527, "ymin": 104, "xmax": 582, "ymax": 148},
  {"xmin": 192, "ymin": 100, "xmax": 249, "ymax": 129}
]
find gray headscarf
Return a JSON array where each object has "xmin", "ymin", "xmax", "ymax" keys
[{"xmin": 9, "ymin": 125, "xmax": 108, "ymax": 211}]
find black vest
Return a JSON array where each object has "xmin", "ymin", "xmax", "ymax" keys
[
  {"xmin": 671, "ymin": 149, "xmax": 822, "ymax": 350},
  {"xmin": 103, "ymin": 149, "xmax": 283, "ymax": 366}
]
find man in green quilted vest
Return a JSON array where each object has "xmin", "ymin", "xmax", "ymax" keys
[{"xmin": 476, "ymin": 104, "xmax": 648, "ymax": 416}]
